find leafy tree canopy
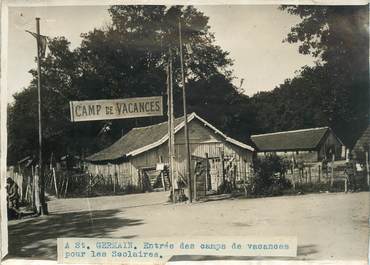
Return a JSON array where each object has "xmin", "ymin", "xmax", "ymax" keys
[
  {"xmin": 7, "ymin": 5, "xmax": 368, "ymax": 165},
  {"xmin": 253, "ymin": 5, "xmax": 369, "ymax": 146},
  {"xmin": 7, "ymin": 5, "xmax": 244, "ymax": 164}
]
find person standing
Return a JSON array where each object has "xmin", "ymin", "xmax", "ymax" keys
[{"xmin": 7, "ymin": 177, "xmax": 22, "ymax": 219}]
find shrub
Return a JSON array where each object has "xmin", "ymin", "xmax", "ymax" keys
[{"xmin": 250, "ymin": 154, "xmax": 292, "ymax": 196}]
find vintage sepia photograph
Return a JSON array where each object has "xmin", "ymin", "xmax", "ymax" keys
[{"xmin": 1, "ymin": 1, "xmax": 369, "ymax": 264}]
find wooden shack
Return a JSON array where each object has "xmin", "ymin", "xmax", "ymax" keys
[
  {"xmin": 251, "ymin": 127, "xmax": 345, "ymax": 162},
  {"xmin": 85, "ymin": 112, "xmax": 254, "ymax": 194},
  {"xmin": 353, "ymin": 125, "xmax": 370, "ymax": 163}
]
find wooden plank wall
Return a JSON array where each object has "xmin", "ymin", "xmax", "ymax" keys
[{"xmin": 86, "ymin": 118, "xmax": 253, "ymax": 191}]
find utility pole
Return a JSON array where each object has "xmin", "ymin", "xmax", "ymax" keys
[
  {"xmin": 179, "ymin": 20, "xmax": 192, "ymax": 203},
  {"xmin": 35, "ymin": 18, "xmax": 48, "ymax": 215},
  {"xmin": 167, "ymin": 51, "xmax": 175, "ymax": 203}
]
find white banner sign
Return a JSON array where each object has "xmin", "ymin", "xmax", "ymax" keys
[{"xmin": 69, "ymin": 96, "xmax": 163, "ymax": 122}]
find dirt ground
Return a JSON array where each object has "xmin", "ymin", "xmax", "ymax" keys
[{"xmin": 6, "ymin": 191, "xmax": 369, "ymax": 262}]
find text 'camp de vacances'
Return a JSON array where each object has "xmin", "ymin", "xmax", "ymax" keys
[{"xmin": 69, "ymin": 96, "xmax": 163, "ymax": 122}]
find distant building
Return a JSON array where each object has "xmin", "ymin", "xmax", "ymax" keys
[
  {"xmin": 353, "ymin": 125, "xmax": 370, "ymax": 163},
  {"xmin": 85, "ymin": 112, "xmax": 254, "ymax": 193},
  {"xmin": 251, "ymin": 127, "xmax": 345, "ymax": 162}
]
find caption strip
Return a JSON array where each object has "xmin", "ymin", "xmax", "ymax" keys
[{"xmin": 57, "ymin": 237, "xmax": 297, "ymax": 263}]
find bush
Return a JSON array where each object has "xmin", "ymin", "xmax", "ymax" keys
[{"xmin": 250, "ymin": 154, "xmax": 292, "ymax": 196}]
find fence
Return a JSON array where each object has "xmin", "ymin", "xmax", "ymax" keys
[{"xmin": 283, "ymin": 160, "xmax": 367, "ymax": 192}]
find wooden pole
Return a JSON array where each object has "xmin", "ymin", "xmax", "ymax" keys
[
  {"xmin": 31, "ymin": 166, "xmax": 35, "ymax": 208},
  {"xmin": 194, "ymin": 161, "xmax": 197, "ymax": 201},
  {"xmin": 113, "ymin": 174, "xmax": 116, "ymax": 194},
  {"xmin": 366, "ymin": 150, "xmax": 370, "ymax": 187},
  {"xmin": 52, "ymin": 168, "xmax": 59, "ymax": 198},
  {"xmin": 221, "ymin": 150, "xmax": 225, "ymax": 186},
  {"xmin": 167, "ymin": 57, "xmax": 175, "ymax": 202},
  {"xmin": 330, "ymin": 153, "xmax": 335, "ymax": 188},
  {"xmin": 179, "ymin": 20, "xmax": 192, "ymax": 203},
  {"xmin": 205, "ymin": 153, "xmax": 209, "ymax": 195},
  {"xmin": 233, "ymin": 164, "xmax": 237, "ymax": 189},
  {"xmin": 169, "ymin": 53, "xmax": 176, "ymax": 201},
  {"xmin": 166, "ymin": 63, "xmax": 172, "ymax": 197},
  {"xmin": 64, "ymin": 177, "xmax": 69, "ymax": 198},
  {"xmin": 292, "ymin": 157, "xmax": 296, "ymax": 190},
  {"xmin": 35, "ymin": 18, "xmax": 48, "ymax": 215},
  {"xmin": 34, "ymin": 166, "xmax": 41, "ymax": 212},
  {"xmin": 159, "ymin": 156, "xmax": 166, "ymax": 191}
]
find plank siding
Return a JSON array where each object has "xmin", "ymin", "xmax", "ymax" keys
[
  {"xmin": 86, "ymin": 118, "xmax": 253, "ymax": 191},
  {"xmin": 318, "ymin": 131, "xmax": 343, "ymax": 161}
]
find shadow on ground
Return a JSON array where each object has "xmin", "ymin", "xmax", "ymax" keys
[
  {"xmin": 7, "ymin": 209, "xmax": 142, "ymax": 260},
  {"xmin": 168, "ymin": 244, "xmax": 318, "ymax": 262}
]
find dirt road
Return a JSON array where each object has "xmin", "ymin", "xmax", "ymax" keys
[{"xmin": 6, "ymin": 191, "xmax": 369, "ymax": 262}]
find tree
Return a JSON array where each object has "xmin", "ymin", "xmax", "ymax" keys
[
  {"xmin": 8, "ymin": 5, "xmax": 242, "ymax": 164},
  {"xmin": 278, "ymin": 5, "xmax": 369, "ymax": 146}
]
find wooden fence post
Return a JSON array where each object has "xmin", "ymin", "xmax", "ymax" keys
[
  {"xmin": 233, "ymin": 164, "xmax": 237, "ymax": 189},
  {"xmin": 52, "ymin": 168, "xmax": 59, "ymax": 198},
  {"xmin": 194, "ymin": 161, "xmax": 197, "ymax": 201},
  {"xmin": 292, "ymin": 161, "xmax": 296, "ymax": 190},
  {"xmin": 365, "ymin": 150, "xmax": 370, "ymax": 187},
  {"xmin": 330, "ymin": 154, "xmax": 335, "ymax": 188},
  {"xmin": 64, "ymin": 177, "xmax": 69, "ymax": 198},
  {"xmin": 159, "ymin": 156, "xmax": 166, "ymax": 191},
  {"xmin": 221, "ymin": 150, "xmax": 225, "ymax": 185},
  {"xmin": 205, "ymin": 153, "xmax": 209, "ymax": 196},
  {"xmin": 113, "ymin": 174, "xmax": 116, "ymax": 194}
]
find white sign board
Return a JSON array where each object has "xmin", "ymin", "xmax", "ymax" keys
[{"xmin": 70, "ymin": 96, "xmax": 163, "ymax": 122}]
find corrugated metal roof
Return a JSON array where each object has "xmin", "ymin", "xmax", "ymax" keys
[
  {"xmin": 86, "ymin": 112, "xmax": 254, "ymax": 162},
  {"xmin": 251, "ymin": 127, "xmax": 331, "ymax": 152}
]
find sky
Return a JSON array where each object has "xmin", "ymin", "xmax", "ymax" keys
[{"xmin": 7, "ymin": 5, "xmax": 316, "ymax": 102}]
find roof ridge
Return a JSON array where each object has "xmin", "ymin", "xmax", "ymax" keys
[
  {"xmin": 132, "ymin": 120, "xmax": 168, "ymax": 130},
  {"xmin": 131, "ymin": 113, "xmax": 195, "ymax": 130},
  {"xmin": 251, "ymin": 126, "xmax": 329, "ymax": 138}
]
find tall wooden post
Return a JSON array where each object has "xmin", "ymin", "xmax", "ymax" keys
[
  {"xmin": 292, "ymin": 156, "xmax": 296, "ymax": 190},
  {"xmin": 35, "ymin": 18, "xmax": 47, "ymax": 215},
  {"xmin": 167, "ymin": 56, "xmax": 175, "ymax": 203},
  {"xmin": 221, "ymin": 150, "xmax": 225, "ymax": 185},
  {"xmin": 179, "ymin": 20, "xmax": 192, "ymax": 203},
  {"xmin": 365, "ymin": 149, "xmax": 370, "ymax": 187},
  {"xmin": 330, "ymin": 153, "xmax": 335, "ymax": 188},
  {"xmin": 193, "ymin": 161, "xmax": 197, "ymax": 201},
  {"xmin": 205, "ymin": 153, "xmax": 209, "ymax": 195},
  {"xmin": 159, "ymin": 156, "xmax": 166, "ymax": 190},
  {"xmin": 52, "ymin": 168, "xmax": 58, "ymax": 198}
]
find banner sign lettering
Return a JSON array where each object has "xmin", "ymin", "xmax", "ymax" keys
[{"xmin": 69, "ymin": 96, "xmax": 163, "ymax": 122}]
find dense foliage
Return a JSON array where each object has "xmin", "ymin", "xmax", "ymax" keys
[
  {"xmin": 253, "ymin": 6, "xmax": 369, "ymax": 145},
  {"xmin": 7, "ymin": 5, "xmax": 369, "ymax": 165},
  {"xmin": 250, "ymin": 155, "xmax": 292, "ymax": 196}
]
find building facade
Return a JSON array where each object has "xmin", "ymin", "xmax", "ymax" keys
[
  {"xmin": 251, "ymin": 127, "xmax": 345, "ymax": 163},
  {"xmin": 85, "ymin": 113, "xmax": 254, "ymax": 193}
]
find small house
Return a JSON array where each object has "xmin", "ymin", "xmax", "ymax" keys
[
  {"xmin": 353, "ymin": 125, "xmax": 370, "ymax": 163},
  {"xmin": 85, "ymin": 112, "xmax": 254, "ymax": 194},
  {"xmin": 251, "ymin": 127, "xmax": 345, "ymax": 162}
]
